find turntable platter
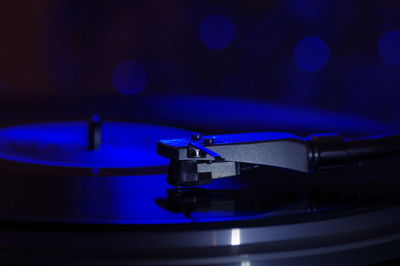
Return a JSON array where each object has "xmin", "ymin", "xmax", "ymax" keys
[
  {"xmin": 0, "ymin": 120, "xmax": 399, "ymax": 265},
  {"xmin": 0, "ymin": 121, "xmax": 192, "ymax": 171},
  {"xmin": 0, "ymin": 158, "xmax": 399, "ymax": 225},
  {"xmin": 1, "ymin": 159, "xmax": 400, "ymax": 266}
]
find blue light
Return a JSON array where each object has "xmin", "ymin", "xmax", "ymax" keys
[
  {"xmin": 0, "ymin": 122, "xmax": 192, "ymax": 168},
  {"xmin": 91, "ymin": 114, "xmax": 101, "ymax": 123},
  {"xmin": 53, "ymin": 174, "xmax": 265, "ymax": 224},
  {"xmin": 199, "ymin": 14, "xmax": 234, "ymax": 51},
  {"xmin": 379, "ymin": 30, "xmax": 400, "ymax": 66},
  {"xmin": 149, "ymin": 95, "xmax": 391, "ymax": 135},
  {"xmin": 112, "ymin": 61, "xmax": 148, "ymax": 95},
  {"xmin": 294, "ymin": 36, "xmax": 330, "ymax": 72}
]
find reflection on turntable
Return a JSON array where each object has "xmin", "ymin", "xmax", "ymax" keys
[{"xmin": 0, "ymin": 117, "xmax": 399, "ymax": 265}]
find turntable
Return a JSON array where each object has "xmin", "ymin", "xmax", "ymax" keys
[{"xmin": 0, "ymin": 95, "xmax": 399, "ymax": 266}]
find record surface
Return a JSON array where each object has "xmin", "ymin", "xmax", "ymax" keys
[
  {"xmin": 0, "ymin": 121, "xmax": 192, "ymax": 174},
  {"xmin": 0, "ymin": 104, "xmax": 398, "ymax": 265},
  {"xmin": 0, "ymin": 156, "xmax": 398, "ymax": 225},
  {"xmin": 1, "ymin": 159, "xmax": 400, "ymax": 266}
]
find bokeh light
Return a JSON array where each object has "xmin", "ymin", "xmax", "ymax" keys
[
  {"xmin": 112, "ymin": 61, "xmax": 148, "ymax": 95},
  {"xmin": 379, "ymin": 30, "xmax": 400, "ymax": 66},
  {"xmin": 199, "ymin": 14, "xmax": 234, "ymax": 51},
  {"xmin": 91, "ymin": 114, "xmax": 101, "ymax": 123},
  {"xmin": 294, "ymin": 36, "xmax": 330, "ymax": 72}
]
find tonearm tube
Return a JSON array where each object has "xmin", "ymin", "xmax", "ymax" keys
[{"xmin": 158, "ymin": 132, "xmax": 400, "ymax": 186}]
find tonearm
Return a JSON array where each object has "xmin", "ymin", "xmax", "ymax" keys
[{"xmin": 158, "ymin": 132, "xmax": 400, "ymax": 186}]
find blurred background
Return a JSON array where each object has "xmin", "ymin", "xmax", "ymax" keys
[{"xmin": 0, "ymin": 0, "xmax": 399, "ymax": 131}]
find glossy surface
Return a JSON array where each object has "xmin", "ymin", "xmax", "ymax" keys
[
  {"xmin": 0, "ymin": 158, "xmax": 399, "ymax": 225},
  {"xmin": 0, "ymin": 121, "xmax": 398, "ymax": 227},
  {"xmin": 0, "ymin": 122, "xmax": 192, "ymax": 168}
]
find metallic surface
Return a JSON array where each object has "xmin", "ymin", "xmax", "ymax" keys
[
  {"xmin": 159, "ymin": 132, "xmax": 311, "ymax": 186},
  {"xmin": 0, "ymin": 196, "xmax": 400, "ymax": 265}
]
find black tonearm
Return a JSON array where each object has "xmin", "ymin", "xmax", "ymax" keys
[{"xmin": 158, "ymin": 132, "xmax": 400, "ymax": 186}]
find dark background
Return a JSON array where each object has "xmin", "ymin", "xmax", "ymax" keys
[{"xmin": 0, "ymin": 0, "xmax": 399, "ymax": 127}]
